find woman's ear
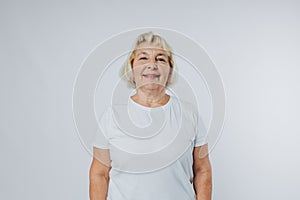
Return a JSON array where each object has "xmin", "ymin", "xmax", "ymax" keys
[{"xmin": 130, "ymin": 58, "xmax": 135, "ymax": 69}]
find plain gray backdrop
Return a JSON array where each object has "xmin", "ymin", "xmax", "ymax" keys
[{"xmin": 1, "ymin": 0, "xmax": 299, "ymax": 199}]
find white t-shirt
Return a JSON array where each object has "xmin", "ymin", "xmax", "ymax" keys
[{"xmin": 93, "ymin": 95, "xmax": 207, "ymax": 200}]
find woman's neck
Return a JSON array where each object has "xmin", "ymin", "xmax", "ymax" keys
[{"xmin": 131, "ymin": 89, "xmax": 170, "ymax": 108}]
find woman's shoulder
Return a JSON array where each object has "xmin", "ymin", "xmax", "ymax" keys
[{"xmin": 171, "ymin": 96, "xmax": 198, "ymax": 113}]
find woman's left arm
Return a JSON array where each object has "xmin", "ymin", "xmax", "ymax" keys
[{"xmin": 193, "ymin": 144, "xmax": 212, "ymax": 200}]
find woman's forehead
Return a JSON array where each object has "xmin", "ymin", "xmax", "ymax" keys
[{"xmin": 134, "ymin": 43, "xmax": 169, "ymax": 56}]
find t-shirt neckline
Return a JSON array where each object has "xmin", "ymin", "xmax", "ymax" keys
[{"xmin": 129, "ymin": 95, "xmax": 172, "ymax": 111}]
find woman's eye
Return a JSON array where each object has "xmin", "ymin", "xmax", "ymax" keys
[
  {"xmin": 138, "ymin": 57, "xmax": 147, "ymax": 60},
  {"xmin": 157, "ymin": 58, "xmax": 166, "ymax": 62}
]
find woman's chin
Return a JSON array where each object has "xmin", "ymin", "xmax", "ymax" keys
[{"xmin": 138, "ymin": 82, "xmax": 165, "ymax": 91}]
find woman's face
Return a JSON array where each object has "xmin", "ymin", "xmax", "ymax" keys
[{"xmin": 131, "ymin": 43, "xmax": 171, "ymax": 91}]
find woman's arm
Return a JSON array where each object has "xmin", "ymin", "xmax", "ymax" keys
[
  {"xmin": 193, "ymin": 144, "xmax": 212, "ymax": 200},
  {"xmin": 89, "ymin": 147, "xmax": 111, "ymax": 200}
]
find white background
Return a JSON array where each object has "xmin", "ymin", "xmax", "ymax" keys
[{"xmin": 1, "ymin": 0, "xmax": 299, "ymax": 199}]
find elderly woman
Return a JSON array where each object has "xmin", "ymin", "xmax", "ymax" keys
[{"xmin": 89, "ymin": 32, "xmax": 212, "ymax": 200}]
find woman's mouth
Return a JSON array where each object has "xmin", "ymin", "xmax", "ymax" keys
[{"xmin": 142, "ymin": 74, "xmax": 160, "ymax": 79}]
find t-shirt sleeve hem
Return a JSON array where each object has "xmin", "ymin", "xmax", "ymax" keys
[
  {"xmin": 194, "ymin": 140, "xmax": 208, "ymax": 147},
  {"xmin": 93, "ymin": 144, "xmax": 110, "ymax": 149}
]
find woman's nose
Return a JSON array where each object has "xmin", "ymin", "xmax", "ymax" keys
[{"xmin": 147, "ymin": 63, "xmax": 158, "ymax": 70}]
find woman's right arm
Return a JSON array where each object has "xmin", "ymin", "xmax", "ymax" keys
[{"xmin": 89, "ymin": 148, "xmax": 111, "ymax": 200}]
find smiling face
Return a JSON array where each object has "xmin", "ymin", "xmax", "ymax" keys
[{"xmin": 131, "ymin": 43, "xmax": 172, "ymax": 91}]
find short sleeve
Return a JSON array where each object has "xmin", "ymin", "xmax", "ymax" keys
[
  {"xmin": 92, "ymin": 107, "xmax": 111, "ymax": 149},
  {"xmin": 194, "ymin": 111, "xmax": 208, "ymax": 147}
]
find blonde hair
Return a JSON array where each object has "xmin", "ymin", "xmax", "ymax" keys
[{"xmin": 120, "ymin": 31, "xmax": 175, "ymax": 88}]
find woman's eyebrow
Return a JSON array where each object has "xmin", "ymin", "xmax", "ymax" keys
[
  {"xmin": 156, "ymin": 53, "xmax": 168, "ymax": 57},
  {"xmin": 137, "ymin": 51, "xmax": 149, "ymax": 56},
  {"xmin": 136, "ymin": 51, "xmax": 167, "ymax": 57}
]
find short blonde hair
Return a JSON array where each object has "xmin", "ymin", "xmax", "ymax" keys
[{"xmin": 120, "ymin": 31, "xmax": 175, "ymax": 88}]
